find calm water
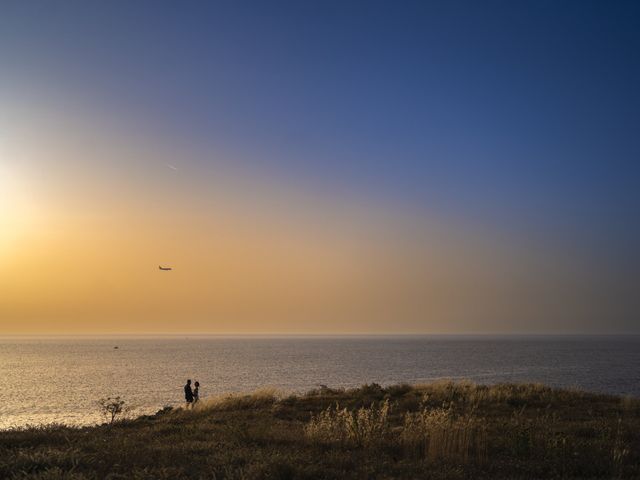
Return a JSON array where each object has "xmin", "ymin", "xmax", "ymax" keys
[{"xmin": 1, "ymin": 335, "xmax": 639, "ymax": 429}]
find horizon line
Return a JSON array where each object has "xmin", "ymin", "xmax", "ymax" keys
[{"xmin": 1, "ymin": 332, "xmax": 639, "ymax": 338}]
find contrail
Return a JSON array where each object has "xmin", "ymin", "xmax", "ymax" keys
[{"xmin": 166, "ymin": 163, "xmax": 179, "ymax": 171}]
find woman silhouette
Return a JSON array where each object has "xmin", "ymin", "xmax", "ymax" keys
[{"xmin": 193, "ymin": 381, "xmax": 200, "ymax": 404}]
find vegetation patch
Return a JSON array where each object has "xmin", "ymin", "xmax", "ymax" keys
[{"xmin": 1, "ymin": 382, "xmax": 638, "ymax": 479}]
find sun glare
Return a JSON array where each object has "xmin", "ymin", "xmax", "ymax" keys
[
  {"xmin": 0, "ymin": 165, "xmax": 15, "ymax": 236},
  {"xmin": 0, "ymin": 162, "xmax": 31, "ymax": 254}
]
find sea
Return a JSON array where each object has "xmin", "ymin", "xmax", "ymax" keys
[{"xmin": 1, "ymin": 335, "xmax": 639, "ymax": 430}]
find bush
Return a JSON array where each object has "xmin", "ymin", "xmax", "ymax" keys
[{"xmin": 98, "ymin": 397, "xmax": 127, "ymax": 424}]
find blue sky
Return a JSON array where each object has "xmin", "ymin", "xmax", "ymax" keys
[{"xmin": 3, "ymin": 1, "xmax": 639, "ymax": 225}]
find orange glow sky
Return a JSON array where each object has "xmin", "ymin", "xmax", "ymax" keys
[{"xmin": 0, "ymin": 98, "xmax": 633, "ymax": 334}]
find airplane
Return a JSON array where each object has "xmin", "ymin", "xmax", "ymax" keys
[{"xmin": 159, "ymin": 266, "xmax": 173, "ymax": 271}]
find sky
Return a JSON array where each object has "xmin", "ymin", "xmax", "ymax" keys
[{"xmin": 0, "ymin": 1, "xmax": 639, "ymax": 334}]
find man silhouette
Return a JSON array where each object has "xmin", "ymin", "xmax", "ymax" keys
[{"xmin": 184, "ymin": 379, "xmax": 194, "ymax": 408}]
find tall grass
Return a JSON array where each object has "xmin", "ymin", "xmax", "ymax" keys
[
  {"xmin": 401, "ymin": 406, "xmax": 487, "ymax": 463},
  {"xmin": 304, "ymin": 399, "xmax": 391, "ymax": 447},
  {"xmin": 305, "ymin": 398, "xmax": 488, "ymax": 463}
]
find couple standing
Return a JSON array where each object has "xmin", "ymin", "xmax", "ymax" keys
[{"xmin": 184, "ymin": 379, "xmax": 200, "ymax": 408}]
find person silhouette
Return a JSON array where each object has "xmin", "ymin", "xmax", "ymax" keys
[
  {"xmin": 184, "ymin": 379, "xmax": 194, "ymax": 408},
  {"xmin": 193, "ymin": 381, "xmax": 200, "ymax": 405}
]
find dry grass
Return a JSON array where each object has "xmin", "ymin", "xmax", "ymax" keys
[
  {"xmin": 1, "ymin": 382, "xmax": 638, "ymax": 479},
  {"xmin": 193, "ymin": 387, "xmax": 282, "ymax": 412},
  {"xmin": 304, "ymin": 399, "xmax": 391, "ymax": 447},
  {"xmin": 401, "ymin": 406, "xmax": 487, "ymax": 463}
]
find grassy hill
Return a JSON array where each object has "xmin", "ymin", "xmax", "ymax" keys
[{"xmin": 1, "ymin": 382, "xmax": 639, "ymax": 479}]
